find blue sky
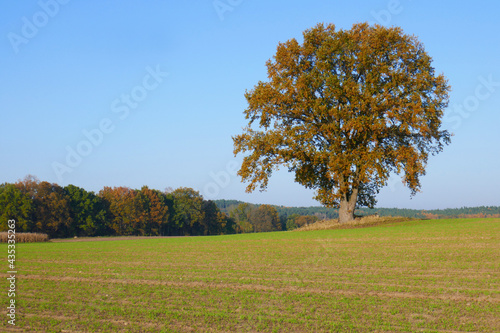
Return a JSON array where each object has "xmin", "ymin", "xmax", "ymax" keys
[{"xmin": 1, "ymin": 0, "xmax": 499, "ymax": 209}]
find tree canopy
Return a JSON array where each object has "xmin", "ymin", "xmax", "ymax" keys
[{"xmin": 233, "ymin": 23, "xmax": 451, "ymax": 222}]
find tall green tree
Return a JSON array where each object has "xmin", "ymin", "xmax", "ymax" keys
[
  {"xmin": 0, "ymin": 183, "xmax": 33, "ymax": 232},
  {"xmin": 171, "ymin": 187, "xmax": 204, "ymax": 235},
  {"xmin": 233, "ymin": 23, "xmax": 450, "ymax": 223},
  {"xmin": 64, "ymin": 185, "xmax": 108, "ymax": 236},
  {"xmin": 200, "ymin": 200, "xmax": 221, "ymax": 235}
]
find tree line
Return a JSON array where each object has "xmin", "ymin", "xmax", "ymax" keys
[
  {"xmin": 0, "ymin": 176, "xmax": 237, "ymax": 238},
  {"xmin": 215, "ymin": 200, "xmax": 500, "ymax": 221},
  {"xmin": 0, "ymin": 177, "xmax": 301, "ymax": 238},
  {"xmin": 2, "ymin": 177, "xmax": 497, "ymax": 238}
]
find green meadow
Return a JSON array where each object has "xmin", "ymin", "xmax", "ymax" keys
[{"xmin": 2, "ymin": 218, "xmax": 499, "ymax": 332}]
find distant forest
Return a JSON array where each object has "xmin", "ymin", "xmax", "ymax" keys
[
  {"xmin": 1, "ymin": 176, "xmax": 498, "ymax": 239},
  {"xmin": 215, "ymin": 199, "xmax": 500, "ymax": 220}
]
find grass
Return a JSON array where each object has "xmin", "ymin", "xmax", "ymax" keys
[
  {"xmin": 1, "ymin": 218, "xmax": 498, "ymax": 332},
  {"xmin": 0, "ymin": 232, "xmax": 49, "ymax": 243}
]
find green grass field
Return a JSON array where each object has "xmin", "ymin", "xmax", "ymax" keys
[{"xmin": 2, "ymin": 218, "xmax": 499, "ymax": 332}]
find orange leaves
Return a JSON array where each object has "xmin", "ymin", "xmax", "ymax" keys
[{"xmin": 234, "ymin": 22, "xmax": 450, "ymax": 211}]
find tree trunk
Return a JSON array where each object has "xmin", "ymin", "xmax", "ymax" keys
[{"xmin": 338, "ymin": 187, "xmax": 358, "ymax": 224}]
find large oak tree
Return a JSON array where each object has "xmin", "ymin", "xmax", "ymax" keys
[{"xmin": 233, "ymin": 23, "xmax": 451, "ymax": 223}]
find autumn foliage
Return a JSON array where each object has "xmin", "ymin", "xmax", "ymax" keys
[
  {"xmin": 0, "ymin": 176, "xmax": 236, "ymax": 238},
  {"xmin": 234, "ymin": 23, "xmax": 451, "ymax": 223}
]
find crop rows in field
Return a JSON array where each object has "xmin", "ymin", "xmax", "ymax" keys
[{"xmin": 1, "ymin": 218, "xmax": 498, "ymax": 332}]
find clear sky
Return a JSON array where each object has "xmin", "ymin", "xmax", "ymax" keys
[{"xmin": 1, "ymin": 0, "xmax": 499, "ymax": 209}]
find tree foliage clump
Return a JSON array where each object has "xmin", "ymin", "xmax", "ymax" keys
[
  {"xmin": 229, "ymin": 203, "xmax": 282, "ymax": 233},
  {"xmin": 233, "ymin": 23, "xmax": 451, "ymax": 222}
]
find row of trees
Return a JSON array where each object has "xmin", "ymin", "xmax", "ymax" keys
[
  {"xmin": 5, "ymin": 176, "xmax": 494, "ymax": 238},
  {"xmin": 0, "ymin": 177, "xmax": 239, "ymax": 238},
  {"xmin": 1, "ymin": 177, "xmax": 323, "ymax": 238},
  {"xmin": 215, "ymin": 200, "xmax": 500, "ymax": 221},
  {"xmin": 0, "ymin": 176, "xmax": 328, "ymax": 238}
]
